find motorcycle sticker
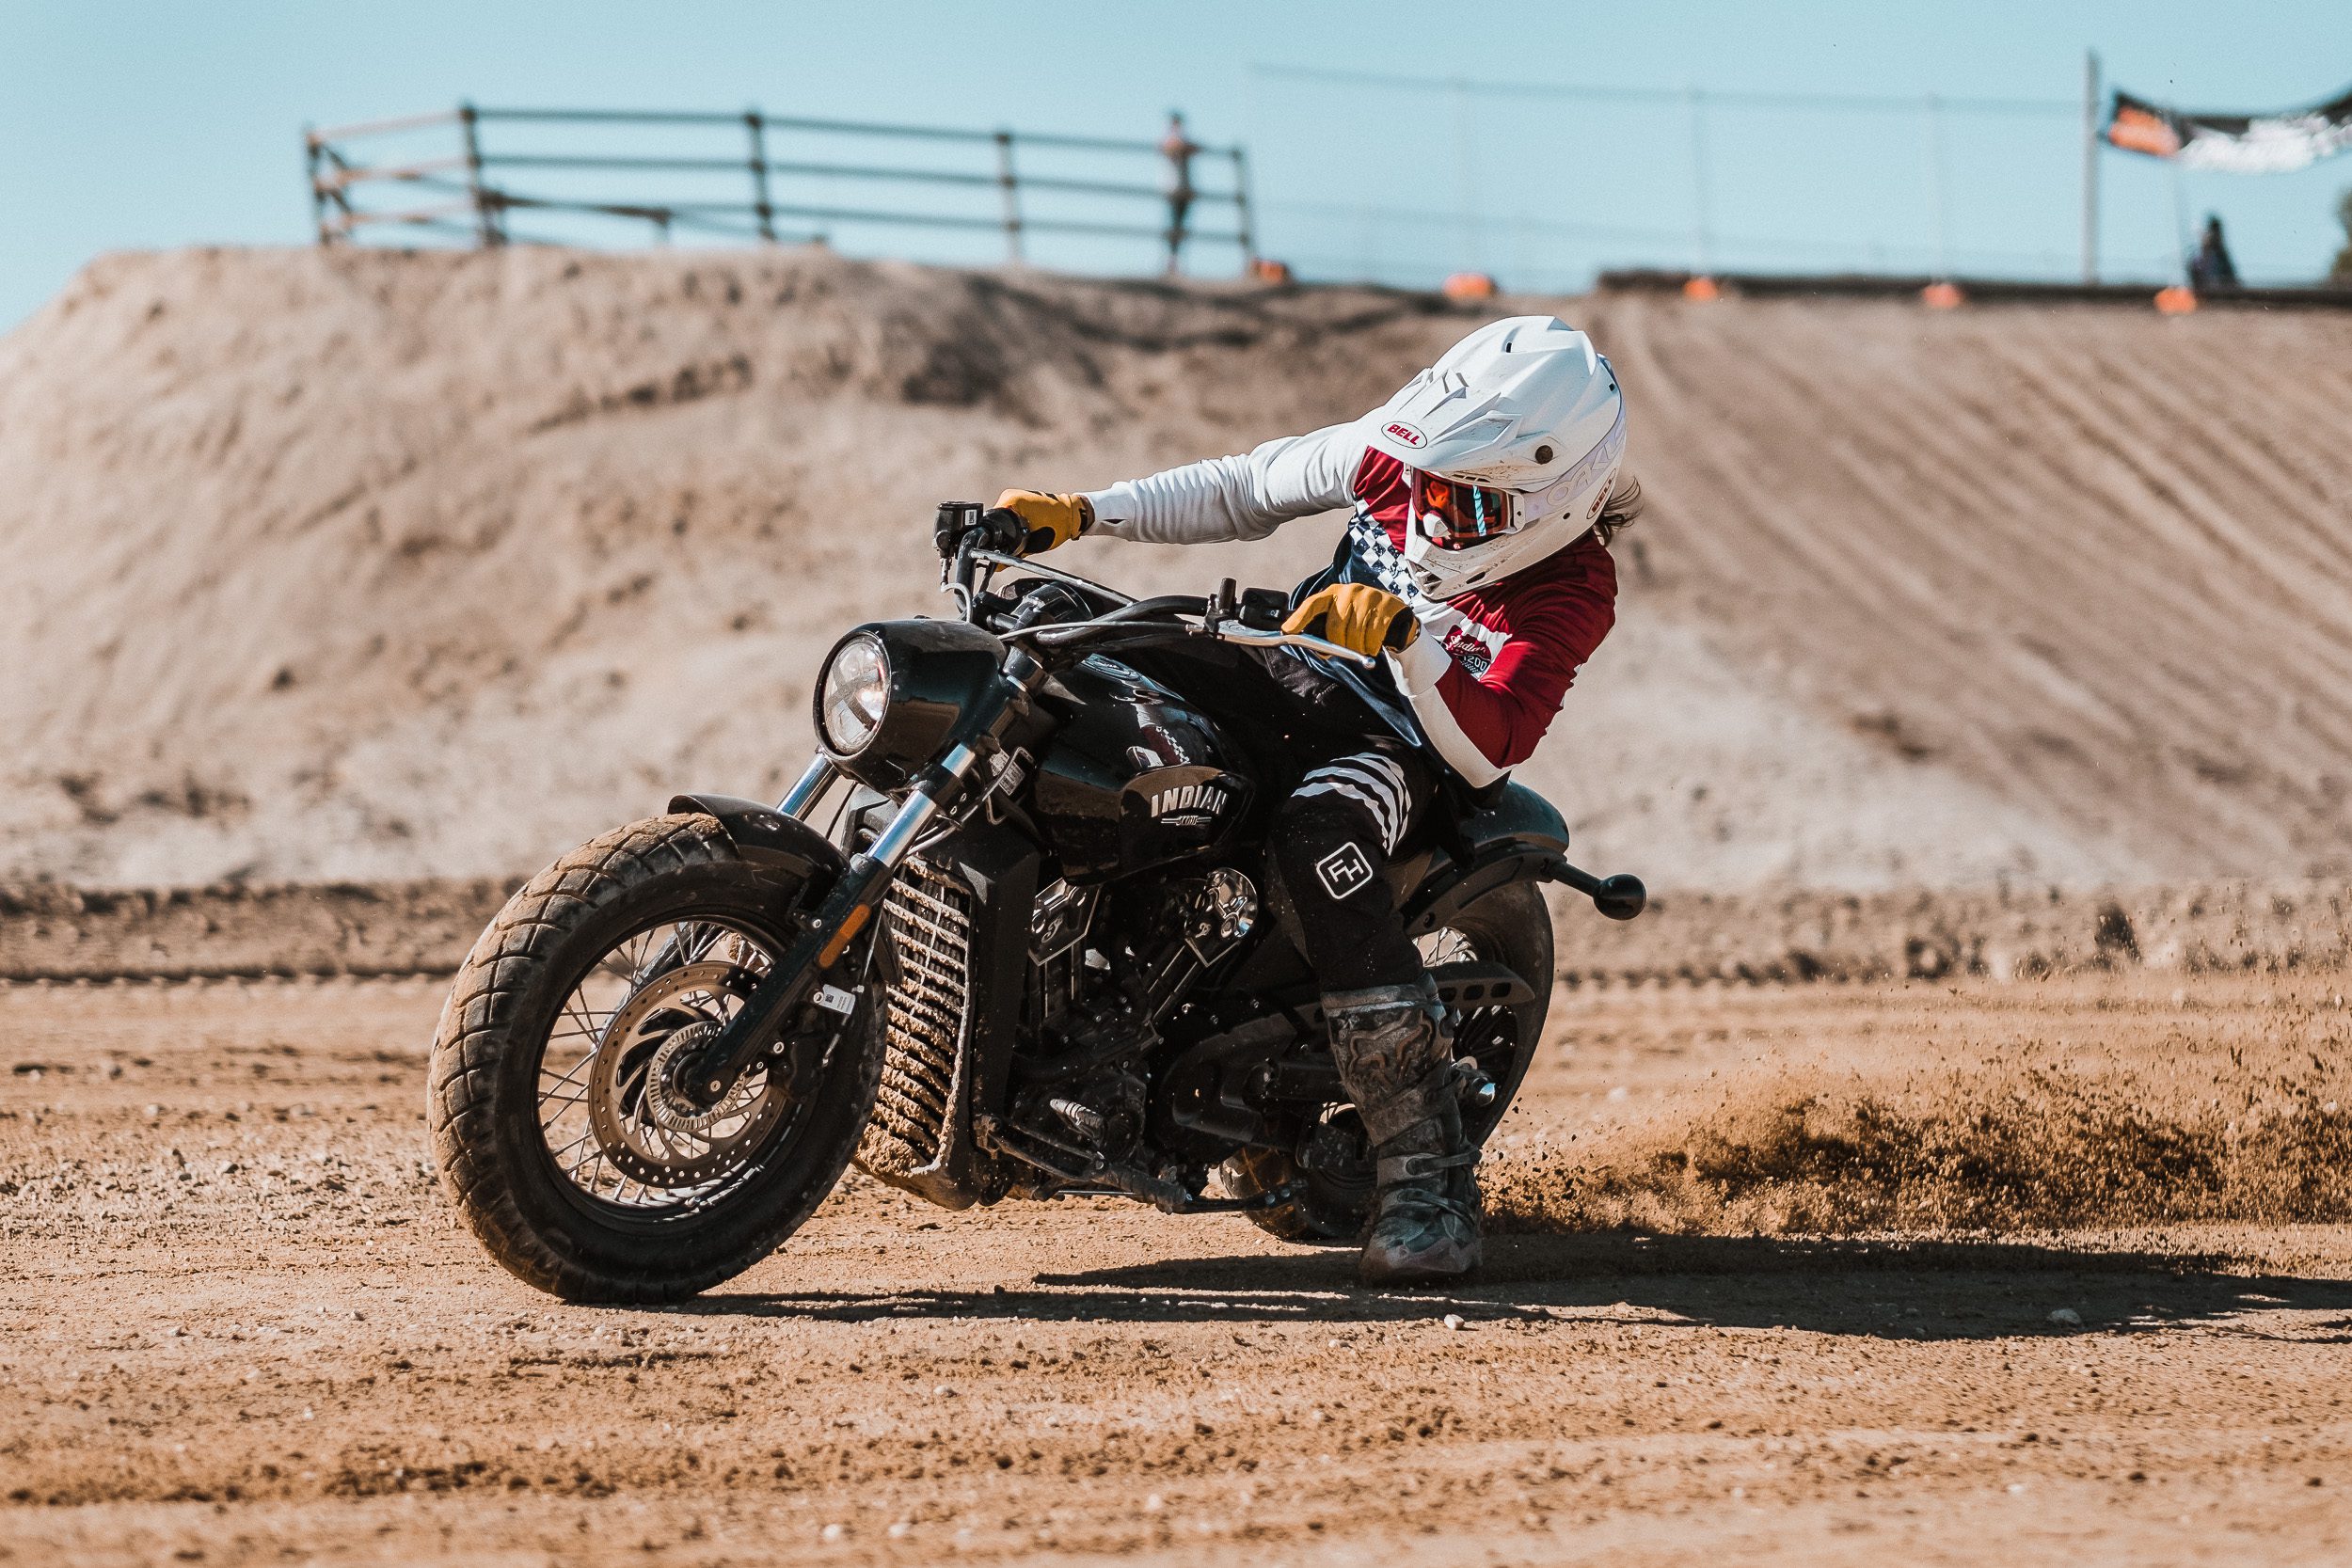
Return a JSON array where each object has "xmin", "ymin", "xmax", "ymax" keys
[
  {"xmin": 1122, "ymin": 763, "xmax": 1237, "ymax": 833},
  {"xmin": 1145, "ymin": 779, "xmax": 1232, "ymax": 828}
]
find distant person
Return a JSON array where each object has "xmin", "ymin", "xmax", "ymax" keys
[
  {"xmin": 1158, "ymin": 112, "xmax": 1199, "ymax": 276},
  {"xmin": 2190, "ymin": 214, "xmax": 2239, "ymax": 290},
  {"xmin": 988, "ymin": 317, "xmax": 1642, "ymax": 1284}
]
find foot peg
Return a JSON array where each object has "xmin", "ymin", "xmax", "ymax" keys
[{"xmin": 1449, "ymin": 1059, "xmax": 1497, "ymax": 1110}]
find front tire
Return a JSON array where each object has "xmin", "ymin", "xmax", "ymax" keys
[{"xmin": 427, "ymin": 814, "xmax": 884, "ymax": 1303}]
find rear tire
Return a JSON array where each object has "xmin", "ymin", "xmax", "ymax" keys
[
  {"xmin": 1228, "ymin": 879, "xmax": 1554, "ymax": 1244},
  {"xmin": 427, "ymin": 814, "xmax": 883, "ymax": 1303}
]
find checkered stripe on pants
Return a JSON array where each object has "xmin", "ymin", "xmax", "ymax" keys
[{"xmin": 1295, "ymin": 750, "xmax": 1414, "ymax": 853}]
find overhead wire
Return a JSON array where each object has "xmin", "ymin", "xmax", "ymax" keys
[{"xmin": 1246, "ymin": 62, "xmax": 2078, "ymax": 118}]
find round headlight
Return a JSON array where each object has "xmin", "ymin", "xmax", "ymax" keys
[{"xmin": 818, "ymin": 634, "xmax": 890, "ymax": 753}]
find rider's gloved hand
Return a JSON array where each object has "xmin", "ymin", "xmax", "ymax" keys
[
  {"xmin": 989, "ymin": 489, "xmax": 1093, "ymax": 556},
  {"xmin": 1282, "ymin": 583, "xmax": 1420, "ymax": 657}
]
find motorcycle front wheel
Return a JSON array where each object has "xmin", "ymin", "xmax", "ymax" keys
[{"xmin": 427, "ymin": 813, "xmax": 884, "ymax": 1303}]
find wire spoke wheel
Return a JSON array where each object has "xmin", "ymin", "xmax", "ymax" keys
[
  {"xmin": 534, "ymin": 918, "xmax": 791, "ymax": 1213},
  {"xmin": 429, "ymin": 813, "xmax": 887, "ymax": 1303},
  {"xmin": 1415, "ymin": 926, "xmax": 1527, "ymax": 1146}
]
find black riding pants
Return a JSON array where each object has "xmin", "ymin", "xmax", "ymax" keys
[{"xmin": 1268, "ymin": 737, "xmax": 1436, "ymax": 993}]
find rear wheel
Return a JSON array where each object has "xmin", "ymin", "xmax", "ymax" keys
[
  {"xmin": 427, "ymin": 814, "xmax": 883, "ymax": 1303},
  {"xmin": 1227, "ymin": 879, "xmax": 1554, "ymax": 1243}
]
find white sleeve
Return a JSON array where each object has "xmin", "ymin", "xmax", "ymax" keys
[
  {"xmin": 1388, "ymin": 638, "xmax": 1507, "ymax": 787},
  {"xmin": 1082, "ymin": 420, "xmax": 1366, "ymax": 545}
]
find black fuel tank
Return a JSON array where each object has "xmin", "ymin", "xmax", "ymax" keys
[{"xmin": 1029, "ymin": 656, "xmax": 1251, "ymax": 882}]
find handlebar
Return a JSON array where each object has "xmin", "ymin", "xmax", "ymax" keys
[
  {"xmin": 962, "ymin": 546, "xmax": 1136, "ymax": 607},
  {"xmin": 952, "ymin": 544, "xmax": 1377, "ymax": 667}
]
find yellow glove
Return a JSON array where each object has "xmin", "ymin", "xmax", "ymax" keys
[
  {"xmin": 1281, "ymin": 582, "xmax": 1419, "ymax": 657},
  {"xmin": 991, "ymin": 489, "xmax": 1093, "ymax": 556}
]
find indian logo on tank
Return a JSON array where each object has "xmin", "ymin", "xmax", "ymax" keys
[
  {"xmin": 1145, "ymin": 779, "xmax": 1232, "ymax": 829},
  {"xmin": 1383, "ymin": 421, "xmax": 1426, "ymax": 449}
]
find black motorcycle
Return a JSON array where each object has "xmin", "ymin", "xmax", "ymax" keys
[{"xmin": 427, "ymin": 503, "xmax": 1644, "ymax": 1302}]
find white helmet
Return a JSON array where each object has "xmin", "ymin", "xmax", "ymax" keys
[{"xmin": 1365, "ymin": 315, "xmax": 1627, "ymax": 600}]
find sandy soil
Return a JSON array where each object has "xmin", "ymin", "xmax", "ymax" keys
[
  {"xmin": 6, "ymin": 247, "xmax": 2349, "ymax": 891},
  {"xmin": 7, "ymin": 972, "xmax": 2350, "ymax": 1566}
]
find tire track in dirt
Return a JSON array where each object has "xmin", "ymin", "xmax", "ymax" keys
[{"xmin": 6, "ymin": 974, "xmax": 2352, "ymax": 1565}]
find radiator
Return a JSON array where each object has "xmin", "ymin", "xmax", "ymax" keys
[{"xmin": 855, "ymin": 856, "xmax": 975, "ymax": 1185}]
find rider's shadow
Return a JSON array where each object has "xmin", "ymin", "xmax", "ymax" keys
[{"xmin": 704, "ymin": 1233, "xmax": 2352, "ymax": 1342}]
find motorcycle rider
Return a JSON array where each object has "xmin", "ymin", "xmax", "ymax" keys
[{"xmin": 990, "ymin": 315, "xmax": 1637, "ymax": 1284}]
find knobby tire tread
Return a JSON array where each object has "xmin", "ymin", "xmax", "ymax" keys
[{"xmin": 426, "ymin": 814, "xmax": 882, "ymax": 1304}]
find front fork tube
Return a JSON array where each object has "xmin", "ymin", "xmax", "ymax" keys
[
  {"xmin": 776, "ymin": 755, "xmax": 838, "ymax": 820},
  {"xmin": 693, "ymin": 745, "xmax": 981, "ymax": 1098},
  {"xmin": 704, "ymin": 652, "xmax": 1042, "ymax": 1101}
]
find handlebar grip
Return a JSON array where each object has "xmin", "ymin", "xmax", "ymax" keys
[{"xmin": 984, "ymin": 508, "xmax": 1039, "ymax": 551}]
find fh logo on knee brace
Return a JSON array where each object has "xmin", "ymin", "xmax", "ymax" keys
[{"xmin": 1314, "ymin": 842, "xmax": 1376, "ymax": 900}]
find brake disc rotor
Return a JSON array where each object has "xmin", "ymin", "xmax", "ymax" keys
[{"xmin": 584, "ymin": 961, "xmax": 787, "ymax": 1189}]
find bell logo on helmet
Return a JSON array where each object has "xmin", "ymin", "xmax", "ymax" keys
[{"xmin": 1383, "ymin": 422, "xmax": 1426, "ymax": 449}]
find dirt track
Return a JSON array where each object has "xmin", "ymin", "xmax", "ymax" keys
[{"xmin": 8, "ymin": 973, "xmax": 2350, "ymax": 1566}]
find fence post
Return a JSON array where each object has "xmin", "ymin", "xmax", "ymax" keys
[
  {"xmin": 745, "ymin": 110, "xmax": 776, "ymax": 242},
  {"xmin": 1231, "ymin": 148, "xmax": 1257, "ymax": 274},
  {"xmin": 1685, "ymin": 87, "xmax": 1713, "ymax": 275},
  {"xmin": 1921, "ymin": 93, "xmax": 1951, "ymax": 280},
  {"xmin": 457, "ymin": 102, "xmax": 503, "ymax": 247},
  {"xmin": 2080, "ymin": 49, "xmax": 2102, "ymax": 284},
  {"xmin": 304, "ymin": 128, "xmax": 329, "ymax": 245},
  {"xmin": 993, "ymin": 130, "xmax": 1023, "ymax": 263}
]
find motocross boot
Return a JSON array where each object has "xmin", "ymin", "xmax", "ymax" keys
[{"xmin": 1325, "ymin": 975, "xmax": 1480, "ymax": 1286}]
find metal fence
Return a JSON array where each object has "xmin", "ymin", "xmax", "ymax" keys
[
  {"xmin": 306, "ymin": 103, "xmax": 1256, "ymax": 277},
  {"xmin": 1241, "ymin": 58, "xmax": 2337, "ymax": 292}
]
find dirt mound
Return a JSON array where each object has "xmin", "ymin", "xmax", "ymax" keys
[{"xmin": 3, "ymin": 246, "xmax": 2348, "ymax": 888}]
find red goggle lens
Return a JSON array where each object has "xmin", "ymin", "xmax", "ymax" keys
[{"xmin": 1412, "ymin": 472, "xmax": 1517, "ymax": 548}]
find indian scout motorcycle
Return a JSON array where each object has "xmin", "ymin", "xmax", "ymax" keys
[{"xmin": 427, "ymin": 503, "xmax": 1645, "ymax": 1301}]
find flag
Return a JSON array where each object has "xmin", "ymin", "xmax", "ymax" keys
[{"xmin": 2106, "ymin": 86, "xmax": 2352, "ymax": 174}]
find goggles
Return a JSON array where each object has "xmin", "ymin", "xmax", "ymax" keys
[{"xmin": 1409, "ymin": 470, "xmax": 1520, "ymax": 550}]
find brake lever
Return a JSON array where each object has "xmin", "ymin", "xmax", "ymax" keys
[
  {"xmin": 965, "ymin": 548, "xmax": 1139, "ymax": 608},
  {"xmin": 1209, "ymin": 625, "xmax": 1379, "ymax": 667}
]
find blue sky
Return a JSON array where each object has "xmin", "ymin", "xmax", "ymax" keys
[{"xmin": 3, "ymin": 1, "xmax": 2348, "ymax": 326}]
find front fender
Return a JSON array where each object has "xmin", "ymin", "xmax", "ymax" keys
[{"xmin": 668, "ymin": 793, "xmax": 846, "ymax": 887}]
